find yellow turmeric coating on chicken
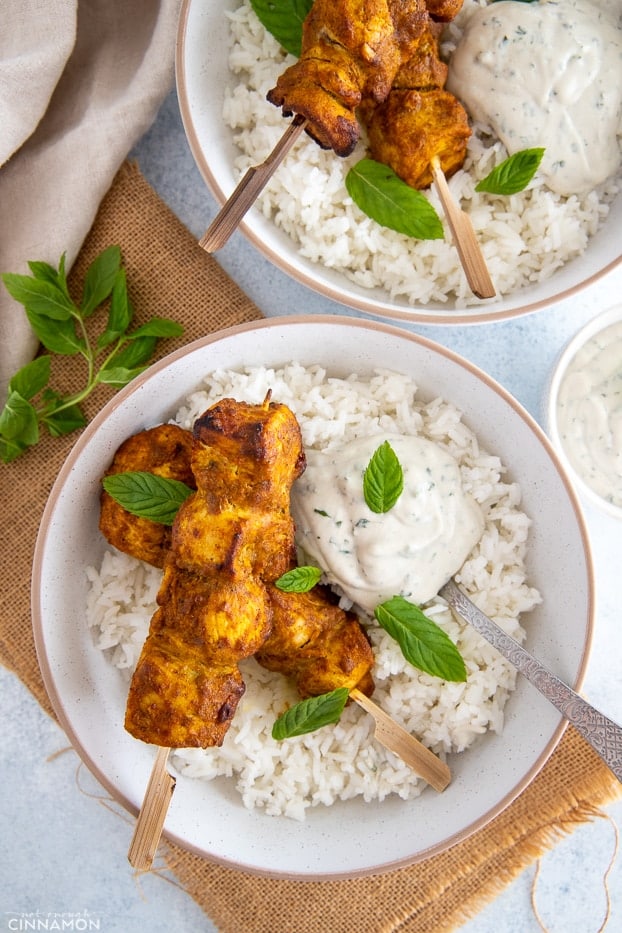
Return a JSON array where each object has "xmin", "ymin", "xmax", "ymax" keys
[
  {"xmin": 99, "ymin": 398, "xmax": 375, "ymax": 749},
  {"xmin": 124, "ymin": 397, "xmax": 305, "ymax": 748}
]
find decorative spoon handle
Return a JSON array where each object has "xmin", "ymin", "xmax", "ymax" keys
[{"xmin": 440, "ymin": 579, "xmax": 622, "ymax": 783}]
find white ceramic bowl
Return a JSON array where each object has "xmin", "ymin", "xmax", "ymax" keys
[
  {"xmin": 546, "ymin": 304, "xmax": 622, "ymax": 520},
  {"xmin": 175, "ymin": 0, "xmax": 621, "ymax": 326},
  {"xmin": 32, "ymin": 316, "xmax": 593, "ymax": 878}
]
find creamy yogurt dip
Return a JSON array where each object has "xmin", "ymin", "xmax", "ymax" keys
[
  {"xmin": 291, "ymin": 434, "xmax": 484, "ymax": 612},
  {"xmin": 447, "ymin": 0, "xmax": 622, "ymax": 196},
  {"xmin": 556, "ymin": 319, "xmax": 622, "ymax": 508}
]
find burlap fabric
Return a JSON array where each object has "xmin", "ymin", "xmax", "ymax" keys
[{"xmin": 1, "ymin": 161, "xmax": 620, "ymax": 933}]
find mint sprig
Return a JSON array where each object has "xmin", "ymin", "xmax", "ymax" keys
[
  {"xmin": 475, "ymin": 148, "xmax": 545, "ymax": 195},
  {"xmin": 102, "ymin": 471, "xmax": 194, "ymax": 524},
  {"xmin": 0, "ymin": 247, "xmax": 183, "ymax": 463},
  {"xmin": 375, "ymin": 596, "xmax": 467, "ymax": 682},
  {"xmin": 346, "ymin": 159, "xmax": 444, "ymax": 240},
  {"xmin": 272, "ymin": 687, "xmax": 350, "ymax": 739}
]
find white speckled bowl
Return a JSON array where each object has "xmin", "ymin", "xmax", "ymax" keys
[
  {"xmin": 32, "ymin": 316, "xmax": 593, "ymax": 878},
  {"xmin": 546, "ymin": 303, "xmax": 622, "ymax": 521},
  {"xmin": 175, "ymin": 0, "xmax": 621, "ymax": 326}
]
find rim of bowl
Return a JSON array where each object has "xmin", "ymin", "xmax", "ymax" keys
[
  {"xmin": 31, "ymin": 315, "xmax": 595, "ymax": 876},
  {"xmin": 546, "ymin": 303, "xmax": 622, "ymax": 521},
  {"xmin": 174, "ymin": 0, "xmax": 622, "ymax": 327}
]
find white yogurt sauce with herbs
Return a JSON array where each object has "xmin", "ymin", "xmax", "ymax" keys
[
  {"xmin": 447, "ymin": 0, "xmax": 622, "ymax": 196},
  {"xmin": 556, "ymin": 320, "xmax": 622, "ymax": 507},
  {"xmin": 291, "ymin": 435, "xmax": 484, "ymax": 613}
]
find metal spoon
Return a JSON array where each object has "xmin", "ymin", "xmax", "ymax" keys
[{"xmin": 440, "ymin": 579, "xmax": 622, "ymax": 783}]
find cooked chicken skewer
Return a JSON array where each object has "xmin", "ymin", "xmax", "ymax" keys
[
  {"xmin": 267, "ymin": 0, "xmax": 431, "ymax": 156},
  {"xmin": 203, "ymin": 0, "xmax": 493, "ymax": 296},
  {"xmin": 100, "ymin": 408, "xmax": 375, "ymax": 750},
  {"xmin": 121, "ymin": 397, "xmax": 305, "ymax": 749},
  {"xmin": 100, "ymin": 408, "xmax": 449, "ymax": 869},
  {"xmin": 267, "ymin": 0, "xmax": 467, "ymax": 181},
  {"xmin": 99, "ymin": 417, "xmax": 454, "ymax": 754}
]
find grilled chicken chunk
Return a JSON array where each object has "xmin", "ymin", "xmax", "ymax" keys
[
  {"xmin": 257, "ymin": 584, "xmax": 374, "ymax": 698},
  {"xmin": 360, "ymin": 19, "xmax": 470, "ymax": 188}
]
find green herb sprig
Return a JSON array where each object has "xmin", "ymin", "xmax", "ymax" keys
[
  {"xmin": 0, "ymin": 246, "xmax": 183, "ymax": 463},
  {"xmin": 272, "ymin": 687, "xmax": 350, "ymax": 739}
]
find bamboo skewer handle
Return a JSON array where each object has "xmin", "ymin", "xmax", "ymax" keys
[
  {"xmin": 127, "ymin": 692, "xmax": 449, "ymax": 871},
  {"xmin": 430, "ymin": 156, "xmax": 496, "ymax": 300},
  {"xmin": 199, "ymin": 115, "xmax": 307, "ymax": 253},
  {"xmin": 128, "ymin": 746, "xmax": 175, "ymax": 870},
  {"xmin": 351, "ymin": 689, "xmax": 451, "ymax": 792}
]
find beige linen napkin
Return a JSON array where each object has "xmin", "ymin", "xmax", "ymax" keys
[{"xmin": 0, "ymin": 0, "xmax": 182, "ymax": 395}]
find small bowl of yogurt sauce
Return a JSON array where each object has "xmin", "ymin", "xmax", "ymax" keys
[{"xmin": 547, "ymin": 304, "xmax": 622, "ymax": 519}]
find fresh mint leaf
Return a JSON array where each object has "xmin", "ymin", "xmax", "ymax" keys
[
  {"xmin": 250, "ymin": 0, "xmax": 312, "ymax": 57},
  {"xmin": 375, "ymin": 596, "xmax": 467, "ymax": 682},
  {"xmin": 129, "ymin": 318, "xmax": 185, "ymax": 339},
  {"xmin": 475, "ymin": 148, "xmax": 545, "ymax": 195},
  {"xmin": 80, "ymin": 245, "xmax": 121, "ymax": 317},
  {"xmin": 0, "ymin": 435, "xmax": 26, "ymax": 463},
  {"xmin": 102, "ymin": 471, "xmax": 194, "ymax": 524},
  {"xmin": 97, "ymin": 268, "xmax": 133, "ymax": 349},
  {"xmin": 41, "ymin": 392, "xmax": 87, "ymax": 437},
  {"xmin": 272, "ymin": 687, "xmax": 350, "ymax": 739},
  {"xmin": 363, "ymin": 441, "xmax": 404, "ymax": 513},
  {"xmin": 346, "ymin": 159, "xmax": 444, "ymax": 240},
  {"xmin": 107, "ymin": 335, "xmax": 157, "ymax": 370},
  {"xmin": 24, "ymin": 307, "xmax": 85, "ymax": 355},
  {"xmin": 0, "ymin": 391, "xmax": 39, "ymax": 445},
  {"xmin": 275, "ymin": 565, "xmax": 322, "ymax": 593},
  {"xmin": 97, "ymin": 365, "xmax": 149, "ymax": 388},
  {"xmin": 27, "ymin": 260, "xmax": 70, "ymax": 295},
  {"xmin": 8, "ymin": 356, "xmax": 51, "ymax": 400},
  {"xmin": 1, "ymin": 273, "xmax": 76, "ymax": 320}
]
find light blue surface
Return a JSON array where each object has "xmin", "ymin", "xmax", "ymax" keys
[{"xmin": 2, "ymin": 86, "xmax": 622, "ymax": 932}]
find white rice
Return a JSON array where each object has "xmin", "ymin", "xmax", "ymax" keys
[
  {"xmin": 86, "ymin": 365, "xmax": 541, "ymax": 820},
  {"xmin": 221, "ymin": 0, "xmax": 620, "ymax": 307}
]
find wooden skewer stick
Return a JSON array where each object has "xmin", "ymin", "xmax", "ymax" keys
[
  {"xmin": 127, "ymin": 688, "xmax": 450, "ymax": 869},
  {"xmin": 199, "ymin": 116, "xmax": 494, "ymax": 301},
  {"xmin": 128, "ymin": 746, "xmax": 175, "ymax": 871},
  {"xmin": 430, "ymin": 155, "xmax": 496, "ymax": 300},
  {"xmin": 351, "ymin": 688, "xmax": 451, "ymax": 792},
  {"xmin": 199, "ymin": 114, "xmax": 308, "ymax": 253}
]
